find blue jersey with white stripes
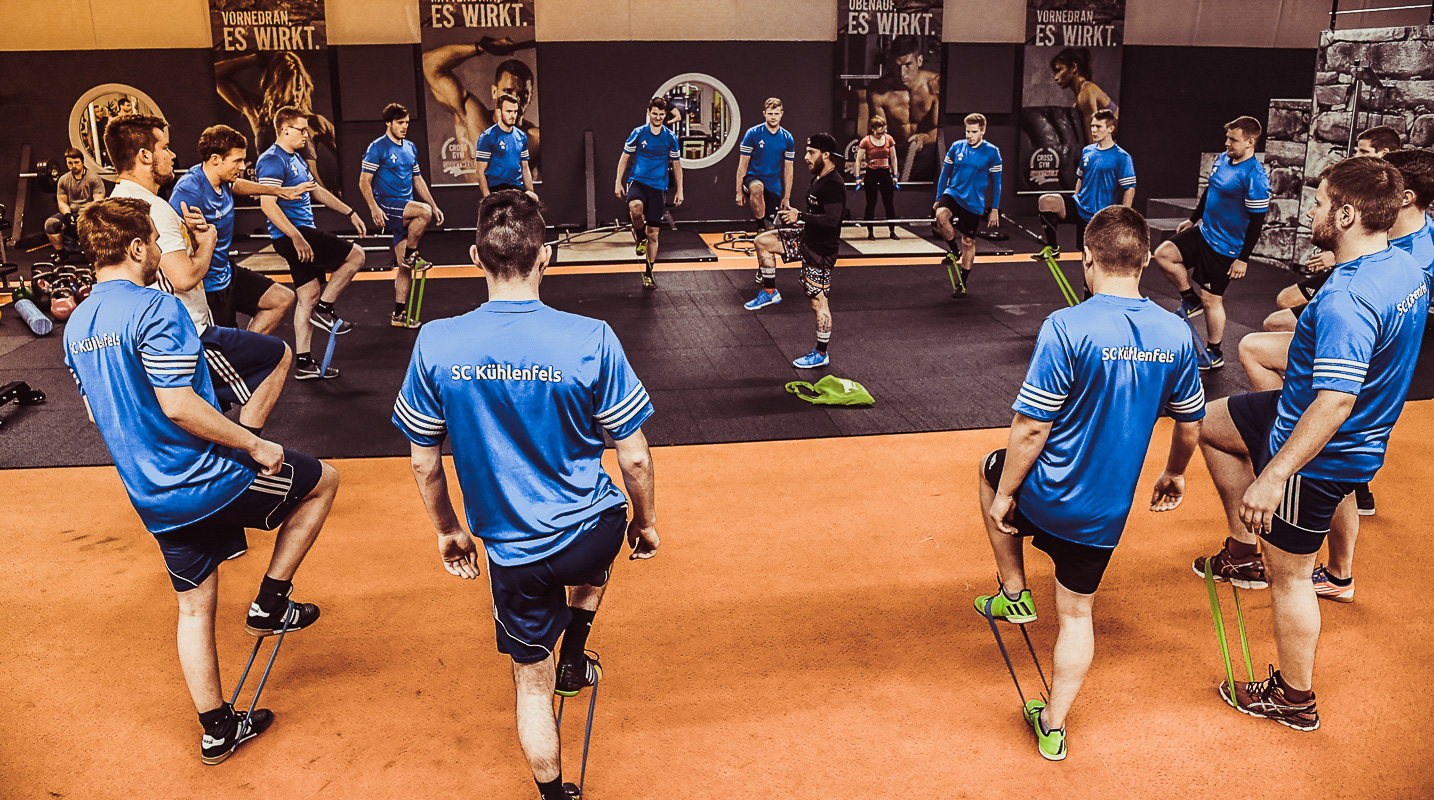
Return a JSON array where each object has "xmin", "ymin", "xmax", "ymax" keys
[
  {"xmin": 254, "ymin": 144, "xmax": 315, "ymax": 237},
  {"xmin": 168, "ymin": 168, "xmax": 235, "ymax": 293},
  {"xmin": 1274, "ymin": 246, "xmax": 1427, "ymax": 482},
  {"xmin": 1073, "ymin": 143, "xmax": 1136, "ymax": 221},
  {"xmin": 623, "ymin": 124, "xmax": 681, "ymax": 191},
  {"xmin": 1012, "ymin": 295, "xmax": 1206, "ymax": 548},
  {"xmin": 392, "ymin": 300, "xmax": 653, "ymax": 566},
  {"xmin": 474, "ymin": 124, "xmax": 530, "ymax": 187},
  {"xmin": 937, "ymin": 139, "xmax": 1002, "ymax": 216},
  {"xmin": 1198, "ymin": 153, "xmax": 1270, "ymax": 257},
  {"xmin": 360, "ymin": 135, "xmax": 421, "ymax": 202},
  {"xmin": 738, "ymin": 124, "xmax": 795, "ymax": 193},
  {"xmin": 62, "ymin": 280, "xmax": 255, "ymax": 534},
  {"xmin": 1390, "ymin": 216, "xmax": 1434, "ymax": 292}
]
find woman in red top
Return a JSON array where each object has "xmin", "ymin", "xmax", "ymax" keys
[{"xmin": 856, "ymin": 117, "xmax": 897, "ymax": 239}]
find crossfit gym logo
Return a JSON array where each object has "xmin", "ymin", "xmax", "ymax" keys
[
  {"xmin": 1028, "ymin": 148, "xmax": 1060, "ymax": 186},
  {"xmin": 441, "ymin": 137, "xmax": 476, "ymax": 177}
]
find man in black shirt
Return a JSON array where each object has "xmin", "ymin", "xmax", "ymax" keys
[{"xmin": 743, "ymin": 133, "xmax": 848, "ymax": 368}]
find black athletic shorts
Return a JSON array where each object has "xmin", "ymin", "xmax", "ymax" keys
[
  {"xmin": 743, "ymin": 175, "xmax": 782, "ymax": 218},
  {"xmin": 625, "ymin": 180, "xmax": 667, "ymax": 228},
  {"xmin": 936, "ymin": 195, "xmax": 983, "ymax": 238},
  {"xmin": 486, "ymin": 505, "xmax": 628, "ymax": 664},
  {"xmin": 1169, "ymin": 225, "xmax": 1237, "ymax": 296},
  {"xmin": 154, "ymin": 449, "xmax": 325, "ymax": 592},
  {"xmin": 982, "ymin": 449, "xmax": 1114, "ymax": 595},
  {"xmin": 200, "ymin": 326, "xmax": 287, "ymax": 410},
  {"xmin": 777, "ymin": 227, "xmax": 836, "ymax": 298},
  {"xmin": 207, "ymin": 266, "xmax": 278, "ymax": 329},
  {"xmin": 1297, "ymin": 269, "xmax": 1332, "ymax": 301},
  {"xmin": 1061, "ymin": 195, "xmax": 1090, "ymax": 251},
  {"xmin": 271, "ymin": 227, "xmax": 357, "ymax": 290},
  {"xmin": 1291, "ymin": 302, "xmax": 1308, "ymax": 320},
  {"xmin": 489, "ymin": 183, "xmax": 524, "ymax": 194},
  {"xmin": 1227, "ymin": 390, "xmax": 1360, "ymax": 555}
]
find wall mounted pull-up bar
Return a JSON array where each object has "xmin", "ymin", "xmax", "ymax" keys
[{"xmin": 1329, "ymin": 0, "xmax": 1434, "ymax": 28}]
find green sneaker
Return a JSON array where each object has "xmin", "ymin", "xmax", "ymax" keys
[
  {"xmin": 973, "ymin": 588, "xmax": 1037, "ymax": 624},
  {"xmin": 1023, "ymin": 699, "xmax": 1067, "ymax": 761}
]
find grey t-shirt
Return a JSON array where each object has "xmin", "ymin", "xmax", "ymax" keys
[{"xmin": 58, "ymin": 170, "xmax": 104, "ymax": 212}]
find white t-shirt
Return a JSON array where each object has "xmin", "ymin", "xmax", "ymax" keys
[{"xmin": 109, "ymin": 179, "xmax": 213, "ymax": 335}]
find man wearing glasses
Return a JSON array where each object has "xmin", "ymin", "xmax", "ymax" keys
[{"xmin": 256, "ymin": 106, "xmax": 368, "ymax": 380}]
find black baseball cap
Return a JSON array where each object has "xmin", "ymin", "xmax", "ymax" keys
[{"xmin": 807, "ymin": 133, "xmax": 845, "ymax": 161}]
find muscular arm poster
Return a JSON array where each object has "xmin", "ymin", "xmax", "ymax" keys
[
  {"xmin": 837, "ymin": 0, "xmax": 944, "ymax": 183},
  {"xmin": 1018, "ymin": 0, "xmax": 1124, "ymax": 193},
  {"xmin": 210, "ymin": 0, "xmax": 341, "ymax": 192},
  {"xmin": 420, "ymin": 0, "xmax": 540, "ymax": 185}
]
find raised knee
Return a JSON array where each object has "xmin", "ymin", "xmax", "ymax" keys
[
  {"xmin": 1038, "ymin": 194, "xmax": 1063, "ymax": 214},
  {"xmin": 317, "ymin": 461, "xmax": 340, "ymax": 494}
]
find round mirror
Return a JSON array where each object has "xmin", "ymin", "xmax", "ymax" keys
[
  {"xmin": 652, "ymin": 73, "xmax": 740, "ymax": 170},
  {"xmin": 69, "ymin": 84, "xmax": 165, "ymax": 174}
]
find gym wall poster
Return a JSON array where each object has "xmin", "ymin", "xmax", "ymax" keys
[
  {"xmin": 208, "ymin": 0, "xmax": 343, "ymax": 194},
  {"xmin": 419, "ymin": 0, "xmax": 541, "ymax": 186},
  {"xmin": 836, "ymin": 0, "xmax": 945, "ymax": 184},
  {"xmin": 1017, "ymin": 0, "xmax": 1124, "ymax": 194}
]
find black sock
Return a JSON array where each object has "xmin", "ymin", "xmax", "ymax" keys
[
  {"xmin": 256, "ymin": 576, "xmax": 292, "ymax": 613},
  {"xmin": 1180, "ymin": 288, "xmax": 1199, "ymax": 303},
  {"xmin": 816, "ymin": 333, "xmax": 830, "ymax": 354},
  {"xmin": 241, "ymin": 423, "xmax": 263, "ymax": 437},
  {"xmin": 1039, "ymin": 211, "xmax": 1060, "ymax": 248},
  {"xmin": 1326, "ymin": 572, "xmax": 1352, "ymax": 587},
  {"xmin": 559, "ymin": 608, "xmax": 596, "ymax": 665},
  {"xmin": 762, "ymin": 277, "xmax": 776, "ymax": 289},
  {"xmin": 296, "ymin": 351, "xmax": 312, "ymax": 366},
  {"xmin": 199, "ymin": 702, "xmax": 234, "ymax": 730},
  {"xmin": 1208, "ymin": 342, "xmax": 1222, "ymax": 356},
  {"xmin": 316, "ymin": 300, "xmax": 335, "ymax": 315},
  {"xmin": 960, "ymin": 267, "xmax": 971, "ymax": 286},
  {"xmin": 537, "ymin": 777, "xmax": 567, "ymax": 800},
  {"xmin": 944, "ymin": 237, "xmax": 959, "ymax": 253},
  {"xmin": 394, "ymin": 302, "xmax": 406, "ymax": 316}
]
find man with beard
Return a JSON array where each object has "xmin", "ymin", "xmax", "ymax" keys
[
  {"xmin": 1153, "ymin": 116, "xmax": 1271, "ymax": 370},
  {"xmin": 1192, "ymin": 156, "xmax": 1426, "ymax": 731},
  {"xmin": 107, "ymin": 116, "xmax": 291, "ymax": 436},
  {"xmin": 422, "ymin": 42, "xmax": 541, "ymax": 181},
  {"xmin": 742, "ymin": 133, "xmax": 847, "ymax": 369},
  {"xmin": 474, "ymin": 94, "xmax": 537, "ymax": 198},
  {"xmin": 45, "ymin": 148, "xmax": 105, "ymax": 260},
  {"xmin": 360, "ymin": 103, "xmax": 446, "ymax": 329},
  {"xmin": 864, "ymin": 36, "xmax": 941, "ymax": 181},
  {"xmin": 64, "ymin": 197, "xmax": 339, "ymax": 765}
]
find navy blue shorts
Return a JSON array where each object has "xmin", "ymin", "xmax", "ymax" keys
[
  {"xmin": 1227, "ymin": 390, "xmax": 1359, "ymax": 555},
  {"xmin": 200, "ymin": 326, "xmax": 287, "ymax": 411},
  {"xmin": 486, "ymin": 505, "xmax": 628, "ymax": 664},
  {"xmin": 489, "ymin": 182, "xmax": 524, "ymax": 194},
  {"xmin": 982, "ymin": 449, "xmax": 1114, "ymax": 595},
  {"xmin": 378, "ymin": 198, "xmax": 410, "ymax": 246},
  {"xmin": 625, "ymin": 181, "xmax": 667, "ymax": 228},
  {"xmin": 154, "ymin": 449, "xmax": 325, "ymax": 592},
  {"xmin": 937, "ymin": 196, "xmax": 983, "ymax": 238},
  {"xmin": 743, "ymin": 175, "xmax": 782, "ymax": 217}
]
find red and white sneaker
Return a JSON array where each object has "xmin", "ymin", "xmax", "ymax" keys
[
  {"xmin": 1193, "ymin": 537, "xmax": 1267, "ymax": 589},
  {"xmin": 1311, "ymin": 565, "xmax": 1355, "ymax": 603}
]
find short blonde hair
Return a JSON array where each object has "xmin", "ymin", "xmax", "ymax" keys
[
  {"xmin": 964, "ymin": 113, "xmax": 987, "ymax": 129},
  {"xmin": 764, "ymin": 97, "xmax": 783, "ymax": 111},
  {"xmin": 870, "ymin": 116, "xmax": 887, "ymax": 129}
]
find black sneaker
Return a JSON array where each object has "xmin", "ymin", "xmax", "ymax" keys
[
  {"xmin": 1355, "ymin": 483, "xmax": 1375, "ymax": 516},
  {"xmin": 555, "ymin": 651, "xmax": 601, "ymax": 697},
  {"xmin": 201, "ymin": 706, "xmax": 274, "ymax": 765},
  {"xmin": 245, "ymin": 598, "xmax": 322, "ymax": 637},
  {"xmin": 562, "ymin": 782, "xmax": 582, "ymax": 799},
  {"xmin": 295, "ymin": 361, "xmax": 340, "ymax": 380},
  {"xmin": 309, "ymin": 308, "xmax": 353, "ymax": 335}
]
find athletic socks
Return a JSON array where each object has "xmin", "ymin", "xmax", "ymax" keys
[
  {"xmin": 1325, "ymin": 573, "xmax": 1353, "ymax": 587},
  {"xmin": 255, "ymin": 576, "xmax": 293, "ymax": 615},
  {"xmin": 295, "ymin": 351, "xmax": 312, "ymax": 366},
  {"xmin": 559, "ymin": 608, "xmax": 596, "ymax": 666},
  {"xmin": 1226, "ymin": 537, "xmax": 1258, "ymax": 560},
  {"xmin": 1208, "ymin": 342, "xmax": 1223, "ymax": 357},
  {"xmin": 198, "ymin": 702, "xmax": 234, "ymax": 730},
  {"xmin": 960, "ymin": 268, "xmax": 971, "ymax": 287},
  {"xmin": 1274, "ymin": 672, "xmax": 1314, "ymax": 704},
  {"xmin": 1002, "ymin": 587, "xmax": 1023, "ymax": 602},
  {"xmin": 394, "ymin": 302, "xmax": 407, "ymax": 316},
  {"xmin": 816, "ymin": 332, "xmax": 831, "ymax": 354},
  {"xmin": 315, "ymin": 300, "xmax": 336, "ymax": 316},
  {"xmin": 761, "ymin": 278, "xmax": 776, "ymax": 290},
  {"xmin": 1180, "ymin": 288, "xmax": 1199, "ymax": 304},
  {"xmin": 943, "ymin": 236, "xmax": 959, "ymax": 253},
  {"xmin": 537, "ymin": 777, "xmax": 567, "ymax": 800},
  {"xmin": 1039, "ymin": 211, "xmax": 1060, "ymax": 249}
]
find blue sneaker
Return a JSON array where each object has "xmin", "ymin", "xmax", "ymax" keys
[
  {"xmin": 1179, "ymin": 295, "xmax": 1205, "ymax": 318},
  {"xmin": 792, "ymin": 350, "xmax": 829, "ymax": 369},
  {"xmin": 744, "ymin": 290, "xmax": 782, "ymax": 311}
]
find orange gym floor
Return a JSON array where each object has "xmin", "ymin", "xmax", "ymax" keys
[{"xmin": 4, "ymin": 406, "xmax": 1433, "ymax": 799}]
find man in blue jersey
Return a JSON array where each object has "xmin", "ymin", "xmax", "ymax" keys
[
  {"xmin": 614, "ymin": 97, "xmax": 684, "ymax": 290},
  {"xmin": 476, "ymin": 94, "xmax": 538, "ymax": 199},
  {"xmin": 106, "ymin": 116, "xmax": 291, "ymax": 438},
  {"xmin": 974, "ymin": 205, "xmax": 1205, "ymax": 761},
  {"xmin": 1033, "ymin": 109, "xmax": 1136, "ymax": 297},
  {"xmin": 734, "ymin": 97, "xmax": 796, "ymax": 231},
  {"xmin": 256, "ymin": 106, "xmax": 368, "ymax": 380},
  {"xmin": 394, "ymin": 191, "xmax": 658, "ymax": 800},
  {"xmin": 66, "ymin": 198, "xmax": 339, "ymax": 765},
  {"xmin": 1234, "ymin": 148, "xmax": 1434, "ymax": 603},
  {"xmin": 1193, "ymin": 157, "xmax": 1426, "ymax": 731},
  {"xmin": 170, "ymin": 124, "xmax": 303, "ymax": 336},
  {"xmin": 933, "ymin": 113, "xmax": 1001, "ymax": 298},
  {"xmin": 359, "ymin": 103, "xmax": 446, "ymax": 330},
  {"xmin": 1154, "ymin": 116, "xmax": 1271, "ymax": 369}
]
